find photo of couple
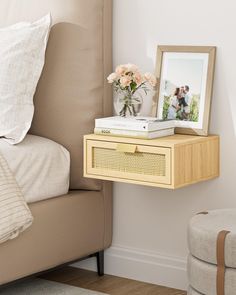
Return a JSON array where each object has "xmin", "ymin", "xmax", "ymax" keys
[
  {"xmin": 162, "ymin": 83, "xmax": 200, "ymax": 122},
  {"xmin": 166, "ymin": 85, "xmax": 196, "ymax": 121},
  {"xmin": 154, "ymin": 46, "xmax": 216, "ymax": 135},
  {"xmin": 156, "ymin": 51, "xmax": 211, "ymax": 126}
]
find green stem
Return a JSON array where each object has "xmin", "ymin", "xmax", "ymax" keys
[
  {"xmin": 127, "ymin": 105, "xmax": 132, "ymax": 115},
  {"xmin": 132, "ymin": 82, "xmax": 146, "ymax": 95},
  {"xmin": 131, "ymin": 104, "xmax": 137, "ymax": 116}
]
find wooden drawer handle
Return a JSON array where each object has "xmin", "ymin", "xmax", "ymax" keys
[{"xmin": 116, "ymin": 143, "xmax": 137, "ymax": 153}]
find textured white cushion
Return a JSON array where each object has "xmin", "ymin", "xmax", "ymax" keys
[
  {"xmin": 0, "ymin": 14, "xmax": 51, "ymax": 144},
  {"xmin": 0, "ymin": 135, "xmax": 70, "ymax": 203},
  {"xmin": 188, "ymin": 255, "xmax": 236, "ymax": 295},
  {"xmin": 188, "ymin": 209, "xmax": 236, "ymax": 268}
]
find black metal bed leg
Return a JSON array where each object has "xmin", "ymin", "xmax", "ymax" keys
[{"xmin": 96, "ymin": 250, "xmax": 104, "ymax": 276}]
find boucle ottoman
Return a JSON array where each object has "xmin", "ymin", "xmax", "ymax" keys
[
  {"xmin": 187, "ymin": 209, "xmax": 236, "ymax": 295},
  {"xmin": 188, "ymin": 255, "xmax": 236, "ymax": 295}
]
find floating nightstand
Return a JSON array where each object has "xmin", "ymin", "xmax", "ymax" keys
[{"xmin": 84, "ymin": 134, "xmax": 219, "ymax": 189}]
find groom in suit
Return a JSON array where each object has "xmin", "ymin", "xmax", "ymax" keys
[{"xmin": 183, "ymin": 85, "xmax": 192, "ymax": 120}]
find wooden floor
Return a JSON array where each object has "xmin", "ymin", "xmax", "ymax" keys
[{"xmin": 41, "ymin": 266, "xmax": 186, "ymax": 295}]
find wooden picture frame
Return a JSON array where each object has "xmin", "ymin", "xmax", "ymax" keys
[{"xmin": 151, "ymin": 46, "xmax": 216, "ymax": 136}]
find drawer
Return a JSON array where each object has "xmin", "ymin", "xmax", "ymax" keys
[
  {"xmin": 85, "ymin": 140, "xmax": 171, "ymax": 185},
  {"xmin": 84, "ymin": 134, "xmax": 219, "ymax": 189}
]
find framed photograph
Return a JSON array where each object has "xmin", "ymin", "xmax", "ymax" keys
[{"xmin": 152, "ymin": 46, "xmax": 216, "ymax": 136}]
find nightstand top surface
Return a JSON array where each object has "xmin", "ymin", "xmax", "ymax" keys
[{"xmin": 84, "ymin": 133, "xmax": 219, "ymax": 147}]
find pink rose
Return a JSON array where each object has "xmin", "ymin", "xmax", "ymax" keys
[
  {"xmin": 125, "ymin": 63, "xmax": 139, "ymax": 73},
  {"xmin": 134, "ymin": 71, "xmax": 142, "ymax": 85},
  {"xmin": 144, "ymin": 73, "xmax": 157, "ymax": 87},
  {"xmin": 120, "ymin": 76, "xmax": 131, "ymax": 88},
  {"xmin": 115, "ymin": 65, "xmax": 127, "ymax": 76}
]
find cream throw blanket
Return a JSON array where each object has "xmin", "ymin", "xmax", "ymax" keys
[{"xmin": 0, "ymin": 151, "xmax": 33, "ymax": 243}]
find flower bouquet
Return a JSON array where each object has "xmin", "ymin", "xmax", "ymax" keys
[{"xmin": 107, "ymin": 64, "xmax": 157, "ymax": 117}]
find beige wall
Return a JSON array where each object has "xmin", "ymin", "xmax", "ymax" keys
[{"xmin": 76, "ymin": 0, "xmax": 236, "ymax": 290}]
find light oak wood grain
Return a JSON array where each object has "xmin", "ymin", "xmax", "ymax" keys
[
  {"xmin": 84, "ymin": 134, "xmax": 219, "ymax": 189},
  {"xmin": 85, "ymin": 134, "xmax": 218, "ymax": 147},
  {"xmin": 173, "ymin": 137, "xmax": 219, "ymax": 187},
  {"xmin": 41, "ymin": 266, "xmax": 186, "ymax": 295}
]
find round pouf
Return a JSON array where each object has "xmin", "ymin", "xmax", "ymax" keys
[{"xmin": 187, "ymin": 209, "xmax": 236, "ymax": 295}]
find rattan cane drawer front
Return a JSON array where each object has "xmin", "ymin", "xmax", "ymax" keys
[{"xmin": 86, "ymin": 140, "xmax": 171, "ymax": 185}]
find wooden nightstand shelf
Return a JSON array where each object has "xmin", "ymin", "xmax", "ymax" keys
[{"xmin": 83, "ymin": 134, "xmax": 219, "ymax": 189}]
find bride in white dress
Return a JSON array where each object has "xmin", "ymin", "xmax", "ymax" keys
[{"xmin": 167, "ymin": 88, "xmax": 181, "ymax": 119}]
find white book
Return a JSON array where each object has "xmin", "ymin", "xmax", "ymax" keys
[
  {"xmin": 95, "ymin": 116, "xmax": 175, "ymax": 132},
  {"xmin": 94, "ymin": 127, "xmax": 175, "ymax": 139}
]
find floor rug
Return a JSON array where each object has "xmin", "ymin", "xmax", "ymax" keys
[{"xmin": 0, "ymin": 278, "xmax": 108, "ymax": 295}]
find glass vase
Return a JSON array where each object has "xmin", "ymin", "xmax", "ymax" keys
[{"xmin": 114, "ymin": 91, "xmax": 143, "ymax": 117}]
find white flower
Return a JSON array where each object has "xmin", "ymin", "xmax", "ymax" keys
[
  {"xmin": 125, "ymin": 63, "xmax": 139, "ymax": 73},
  {"xmin": 107, "ymin": 72, "xmax": 118, "ymax": 83}
]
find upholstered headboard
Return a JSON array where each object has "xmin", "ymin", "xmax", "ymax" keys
[{"xmin": 0, "ymin": 0, "xmax": 112, "ymax": 190}]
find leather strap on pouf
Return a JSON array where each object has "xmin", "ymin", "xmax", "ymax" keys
[{"xmin": 217, "ymin": 230, "xmax": 230, "ymax": 295}]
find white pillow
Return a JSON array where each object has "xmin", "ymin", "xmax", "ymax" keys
[{"xmin": 0, "ymin": 14, "xmax": 51, "ymax": 144}]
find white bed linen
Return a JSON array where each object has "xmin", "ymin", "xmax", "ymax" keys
[
  {"xmin": 0, "ymin": 135, "xmax": 70, "ymax": 203},
  {"xmin": 0, "ymin": 15, "xmax": 51, "ymax": 144},
  {"xmin": 0, "ymin": 150, "xmax": 33, "ymax": 243}
]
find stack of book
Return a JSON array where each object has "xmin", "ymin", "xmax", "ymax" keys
[{"xmin": 94, "ymin": 116, "xmax": 175, "ymax": 139}]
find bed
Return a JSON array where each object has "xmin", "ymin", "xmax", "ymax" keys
[{"xmin": 0, "ymin": 0, "xmax": 113, "ymax": 285}]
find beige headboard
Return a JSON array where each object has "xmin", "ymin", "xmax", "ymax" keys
[{"xmin": 0, "ymin": 0, "xmax": 112, "ymax": 190}]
